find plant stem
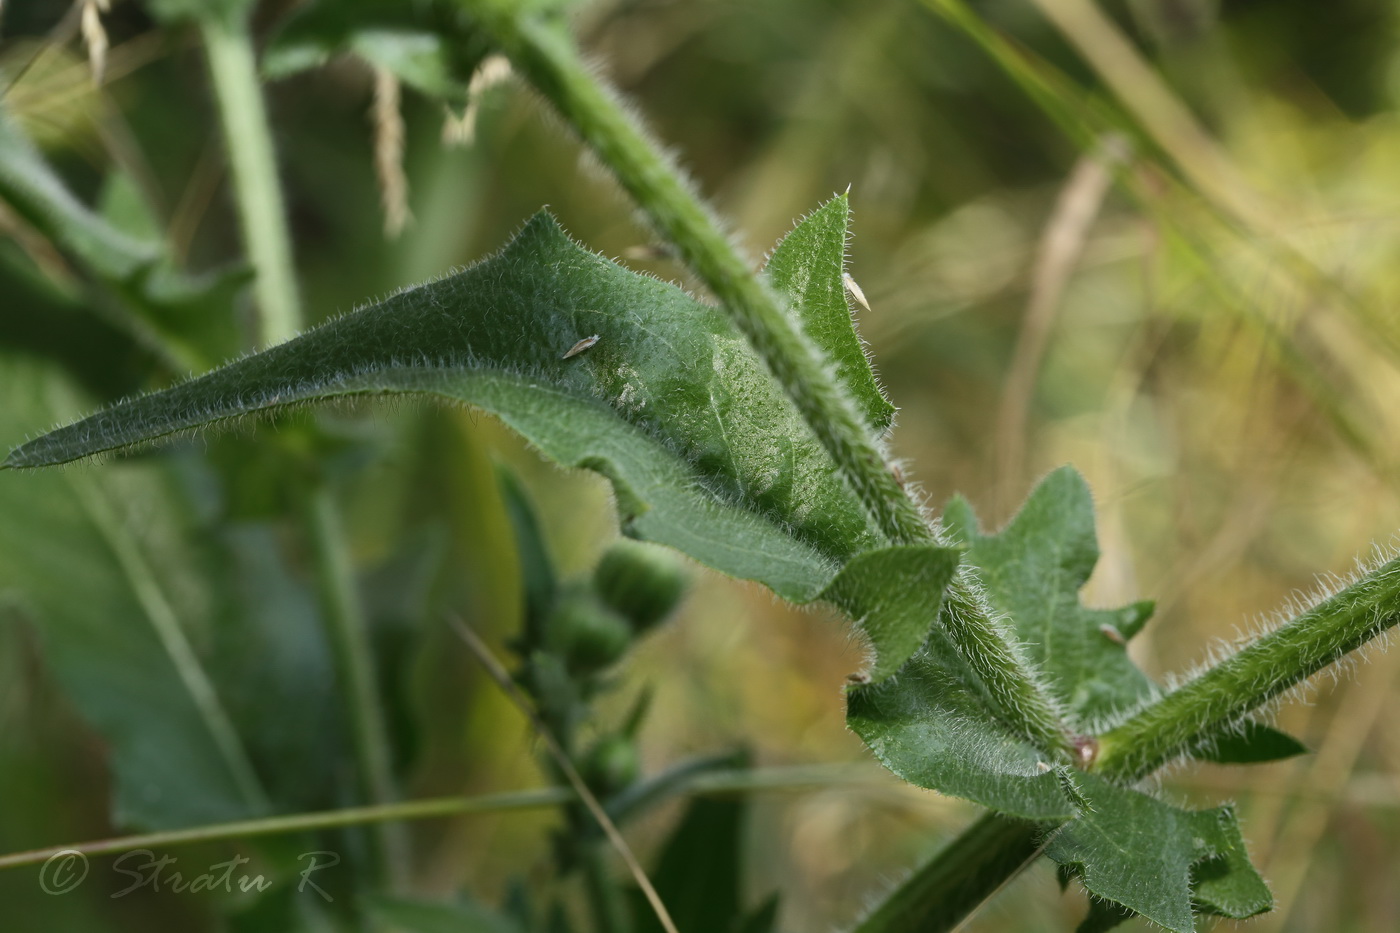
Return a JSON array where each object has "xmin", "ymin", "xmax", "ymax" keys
[
  {"xmin": 466, "ymin": 0, "xmax": 1074, "ymax": 758},
  {"xmin": 864, "ymin": 555, "xmax": 1400, "ymax": 930},
  {"xmin": 305, "ymin": 486, "xmax": 410, "ymax": 884},
  {"xmin": 200, "ymin": 13, "xmax": 299, "ymax": 348},
  {"xmin": 850, "ymin": 813, "xmax": 1043, "ymax": 933},
  {"xmin": 200, "ymin": 6, "xmax": 406, "ymax": 884},
  {"xmin": 0, "ymin": 763, "xmax": 890, "ymax": 874},
  {"xmin": 467, "ymin": 1, "xmax": 923, "ymax": 547},
  {"xmin": 1093, "ymin": 553, "xmax": 1400, "ymax": 780},
  {"xmin": 940, "ymin": 571, "xmax": 1074, "ymax": 756},
  {"xmin": 0, "ymin": 788, "xmax": 571, "ymax": 871},
  {"xmin": 582, "ymin": 845, "xmax": 634, "ymax": 933}
]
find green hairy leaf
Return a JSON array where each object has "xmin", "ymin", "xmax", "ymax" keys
[
  {"xmin": 764, "ymin": 198, "xmax": 894, "ymax": 434},
  {"xmin": 4, "ymin": 197, "xmax": 950, "ymax": 678},
  {"xmin": 846, "ymin": 640, "xmax": 1077, "ymax": 819},
  {"xmin": 1047, "ymin": 774, "xmax": 1271, "ymax": 932},
  {"xmin": 848, "ymin": 466, "xmax": 1305, "ymax": 840},
  {"xmin": 941, "ymin": 467, "xmax": 1158, "ymax": 729},
  {"xmin": 942, "ymin": 467, "xmax": 1304, "ymax": 762},
  {"xmin": 263, "ymin": 0, "xmax": 493, "ymax": 106},
  {"xmin": 842, "ymin": 544, "xmax": 1077, "ymax": 819}
]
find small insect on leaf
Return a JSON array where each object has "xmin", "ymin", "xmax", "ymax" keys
[
  {"xmin": 842, "ymin": 272, "xmax": 871, "ymax": 313},
  {"xmin": 1098, "ymin": 623, "xmax": 1126, "ymax": 646},
  {"xmin": 562, "ymin": 334, "xmax": 601, "ymax": 359}
]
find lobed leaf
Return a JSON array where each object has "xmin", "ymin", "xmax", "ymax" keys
[
  {"xmin": 944, "ymin": 467, "xmax": 1305, "ymax": 762},
  {"xmin": 847, "ymin": 466, "xmax": 1304, "ymax": 818},
  {"xmin": 1047, "ymin": 773, "xmax": 1271, "ymax": 932},
  {"xmin": 941, "ymin": 467, "xmax": 1158, "ymax": 729},
  {"xmin": 844, "ymin": 546, "xmax": 1077, "ymax": 820}
]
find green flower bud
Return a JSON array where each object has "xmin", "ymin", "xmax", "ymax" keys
[
  {"xmin": 592, "ymin": 539, "xmax": 688, "ymax": 634},
  {"xmin": 545, "ymin": 591, "xmax": 633, "ymax": 675},
  {"xmin": 581, "ymin": 734, "xmax": 640, "ymax": 796}
]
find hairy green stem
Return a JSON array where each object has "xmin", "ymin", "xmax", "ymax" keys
[
  {"xmin": 200, "ymin": 14, "xmax": 300, "ymax": 348},
  {"xmin": 467, "ymin": 1, "xmax": 922, "ymax": 546},
  {"xmin": 466, "ymin": 0, "xmax": 1074, "ymax": 758},
  {"xmin": 850, "ymin": 813, "xmax": 1042, "ymax": 933},
  {"xmin": 867, "ymin": 555, "xmax": 1400, "ymax": 929},
  {"xmin": 1093, "ymin": 554, "xmax": 1400, "ymax": 780},
  {"xmin": 941, "ymin": 568, "xmax": 1074, "ymax": 757},
  {"xmin": 304, "ymin": 487, "xmax": 410, "ymax": 884}
]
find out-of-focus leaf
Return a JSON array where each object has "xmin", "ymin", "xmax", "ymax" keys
[
  {"xmin": 0, "ymin": 356, "xmax": 266, "ymax": 828},
  {"xmin": 765, "ymin": 195, "xmax": 894, "ymax": 433},
  {"xmin": 205, "ymin": 523, "xmax": 348, "ymax": 813},
  {"xmin": 606, "ymin": 750, "xmax": 743, "ymax": 827},
  {"xmin": 366, "ymin": 894, "xmax": 524, "ymax": 933},
  {"xmin": 1047, "ymin": 774, "xmax": 1271, "ymax": 933},
  {"xmin": 497, "ymin": 463, "xmax": 558, "ymax": 648},
  {"xmin": 631, "ymin": 768, "xmax": 747, "ymax": 933},
  {"xmin": 263, "ymin": 0, "xmax": 492, "ymax": 106},
  {"xmin": 0, "ymin": 107, "xmax": 249, "ymax": 369},
  {"xmin": 0, "ymin": 108, "xmax": 156, "ymax": 281},
  {"xmin": 4, "ymin": 200, "xmax": 953, "ymax": 680},
  {"xmin": 0, "ymin": 244, "xmax": 155, "ymax": 399},
  {"xmin": 0, "ymin": 355, "xmax": 358, "ymax": 832},
  {"xmin": 941, "ymin": 467, "xmax": 1157, "ymax": 729}
]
